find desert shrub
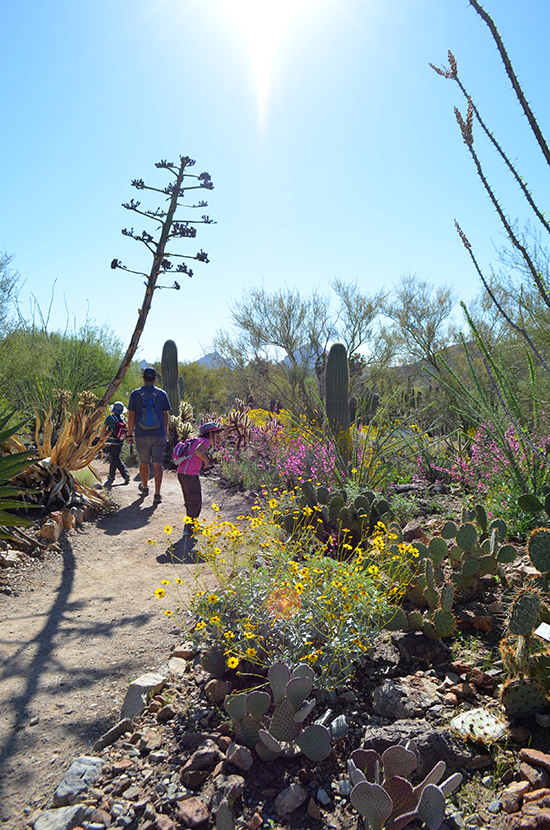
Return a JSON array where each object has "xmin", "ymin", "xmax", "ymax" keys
[{"xmin": 158, "ymin": 507, "xmax": 413, "ymax": 691}]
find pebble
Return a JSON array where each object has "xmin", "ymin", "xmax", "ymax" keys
[
  {"xmin": 487, "ymin": 801, "xmax": 502, "ymax": 814},
  {"xmin": 316, "ymin": 788, "xmax": 331, "ymax": 806},
  {"xmin": 481, "ymin": 776, "xmax": 493, "ymax": 788}
]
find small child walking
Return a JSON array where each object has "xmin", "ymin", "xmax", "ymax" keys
[
  {"xmin": 172, "ymin": 421, "xmax": 223, "ymax": 531},
  {"xmin": 103, "ymin": 401, "xmax": 131, "ymax": 488}
]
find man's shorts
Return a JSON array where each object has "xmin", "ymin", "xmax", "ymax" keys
[{"xmin": 134, "ymin": 435, "xmax": 166, "ymax": 465}]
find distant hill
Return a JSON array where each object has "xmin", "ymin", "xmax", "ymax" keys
[{"xmin": 195, "ymin": 352, "xmax": 229, "ymax": 369}]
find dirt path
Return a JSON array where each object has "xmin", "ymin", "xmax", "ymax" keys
[{"xmin": 0, "ymin": 462, "xmax": 250, "ymax": 829}]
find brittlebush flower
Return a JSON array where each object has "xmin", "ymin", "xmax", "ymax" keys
[
  {"xmin": 246, "ymin": 647, "xmax": 257, "ymax": 658},
  {"xmin": 227, "ymin": 656, "xmax": 239, "ymax": 669},
  {"xmin": 161, "ymin": 579, "xmax": 170, "ymax": 585},
  {"xmin": 164, "ymin": 609, "xmax": 173, "ymax": 616},
  {"xmin": 208, "ymin": 594, "xmax": 218, "ymax": 603},
  {"xmin": 164, "ymin": 525, "xmax": 173, "ymax": 535},
  {"xmin": 195, "ymin": 621, "xmax": 206, "ymax": 631},
  {"xmin": 155, "ymin": 588, "xmax": 166, "ymax": 598}
]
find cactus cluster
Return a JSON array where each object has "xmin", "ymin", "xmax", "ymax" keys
[
  {"xmin": 275, "ymin": 480, "xmax": 392, "ymax": 552},
  {"xmin": 498, "ymin": 569, "xmax": 550, "ymax": 716},
  {"xmin": 172, "ymin": 400, "xmax": 194, "ymax": 441},
  {"xmin": 224, "ymin": 661, "xmax": 331, "ymax": 763},
  {"xmin": 348, "ymin": 740, "xmax": 462, "ymax": 830},
  {"xmin": 410, "ymin": 513, "xmax": 517, "ymax": 595},
  {"xmin": 226, "ymin": 399, "xmax": 252, "ymax": 450}
]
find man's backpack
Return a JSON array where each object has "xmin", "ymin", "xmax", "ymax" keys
[{"xmin": 138, "ymin": 388, "xmax": 161, "ymax": 430}]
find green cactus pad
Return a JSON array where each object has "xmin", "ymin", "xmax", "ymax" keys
[
  {"xmin": 258, "ymin": 728, "xmax": 282, "ymax": 754},
  {"xmin": 354, "ymin": 495, "xmax": 371, "ymax": 511},
  {"xmin": 293, "ymin": 699, "xmax": 316, "ymax": 723},
  {"xmin": 382, "ymin": 777, "xmax": 416, "ymax": 820},
  {"xmin": 433, "ymin": 610, "xmax": 456, "ymax": 638},
  {"xmin": 518, "ymin": 493, "xmax": 545, "ymax": 512},
  {"xmin": 424, "ymin": 587, "xmax": 440, "ymax": 609},
  {"xmin": 246, "ymin": 690, "xmax": 271, "ymax": 720},
  {"xmin": 475, "ymin": 504, "xmax": 487, "ymax": 533},
  {"xmin": 348, "ymin": 759, "xmax": 367, "ymax": 787},
  {"xmin": 500, "ymin": 677, "xmax": 549, "ymax": 717},
  {"xmin": 529, "ymin": 528, "xmax": 550, "ymax": 573},
  {"xmin": 387, "ymin": 522, "xmax": 403, "ymax": 543},
  {"xmin": 417, "ymin": 783, "xmax": 445, "ymax": 830},
  {"xmin": 215, "ymin": 799, "xmax": 234, "ymax": 830},
  {"xmin": 269, "ymin": 699, "xmax": 301, "ymax": 742},
  {"xmin": 236, "ymin": 715, "xmax": 261, "ymax": 748},
  {"xmin": 329, "ymin": 495, "xmax": 345, "ymax": 509},
  {"xmin": 291, "ymin": 663, "xmax": 314, "ymax": 680},
  {"xmin": 462, "ymin": 557, "xmax": 480, "ymax": 578},
  {"xmin": 268, "ymin": 661, "xmax": 290, "ymax": 704},
  {"xmin": 456, "ymin": 523, "xmax": 478, "ymax": 551},
  {"xmin": 286, "ymin": 676, "xmax": 313, "ymax": 711},
  {"xmin": 382, "ymin": 608, "xmax": 408, "ymax": 632},
  {"xmin": 422, "ymin": 620, "xmax": 439, "ymax": 641},
  {"xmin": 316, "ymin": 486, "xmax": 330, "ymax": 504},
  {"xmin": 449, "ymin": 545, "xmax": 462, "ymax": 565},
  {"xmin": 509, "ymin": 591, "xmax": 540, "ymax": 636},
  {"xmin": 382, "ymin": 745, "xmax": 418, "ymax": 780},
  {"xmin": 350, "ymin": 781, "xmax": 393, "ymax": 830},
  {"xmin": 412, "ymin": 542, "xmax": 430, "ymax": 559},
  {"xmin": 462, "ymin": 507, "xmax": 476, "ymax": 522},
  {"xmin": 489, "ymin": 518, "xmax": 507, "ymax": 540},
  {"xmin": 497, "ymin": 544, "xmax": 518, "ymax": 564},
  {"xmin": 255, "ymin": 742, "xmax": 281, "ymax": 762},
  {"xmin": 408, "ymin": 610, "xmax": 424, "ymax": 631},
  {"xmin": 428, "ymin": 537, "xmax": 448, "ymax": 567},
  {"xmin": 283, "ymin": 514, "xmax": 298, "ymax": 534},
  {"xmin": 439, "ymin": 583, "xmax": 454, "ymax": 613},
  {"xmin": 301, "ymin": 480, "xmax": 317, "ymax": 506},
  {"xmin": 441, "ymin": 521, "xmax": 458, "ymax": 539},
  {"xmin": 478, "ymin": 555, "xmax": 497, "ymax": 576},
  {"xmin": 225, "ymin": 692, "xmax": 247, "ymax": 723},
  {"xmin": 296, "ymin": 723, "xmax": 332, "ymax": 762}
]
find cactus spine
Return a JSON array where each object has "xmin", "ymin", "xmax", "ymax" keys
[{"xmin": 326, "ymin": 343, "xmax": 350, "ymax": 461}]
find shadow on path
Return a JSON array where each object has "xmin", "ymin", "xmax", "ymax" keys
[{"xmin": 0, "ymin": 539, "xmax": 153, "ymax": 806}]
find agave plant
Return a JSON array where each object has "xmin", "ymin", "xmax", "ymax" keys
[{"xmin": 0, "ymin": 410, "xmax": 40, "ymax": 538}]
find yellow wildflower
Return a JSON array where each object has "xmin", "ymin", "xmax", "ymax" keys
[
  {"xmin": 154, "ymin": 588, "xmax": 166, "ymax": 598},
  {"xmin": 164, "ymin": 525, "xmax": 173, "ymax": 535},
  {"xmin": 227, "ymin": 656, "xmax": 239, "ymax": 669}
]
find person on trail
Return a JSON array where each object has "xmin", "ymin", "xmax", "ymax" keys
[
  {"xmin": 172, "ymin": 421, "xmax": 224, "ymax": 531},
  {"xmin": 102, "ymin": 401, "xmax": 131, "ymax": 488},
  {"xmin": 126, "ymin": 367, "xmax": 171, "ymax": 504}
]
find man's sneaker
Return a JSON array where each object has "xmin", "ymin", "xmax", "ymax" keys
[
  {"xmin": 123, "ymin": 476, "xmax": 131, "ymax": 485},
  {"xmin": 104, "ymin": 479, "xmax": 114, "ymax": 489},
  {"xmin": 138, "ymin": 484, "xmax": 149, "ymax": 496},
  {"xmin": 153, "ymin": 493, "xmax": 162, "ymax": 504}
]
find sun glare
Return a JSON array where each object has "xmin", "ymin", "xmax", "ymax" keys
[{"xmin": 215, "ymin": 0, "xmax": 316, "ymax": 125}]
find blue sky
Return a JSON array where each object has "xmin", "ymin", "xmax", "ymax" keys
[{"xmin": 2, "ymin": 0, "xmax": 549, "ymax": 363}]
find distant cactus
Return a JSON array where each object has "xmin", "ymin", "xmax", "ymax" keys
[
  {"xmin": 161, "ymin": 339, "xmax": 180, "ymax": 413},
  {"xmin": 326, "ymin": 343, "xmax": 350, "ymax": 461}
]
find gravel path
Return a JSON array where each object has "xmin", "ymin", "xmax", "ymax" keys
[{"xmin": 0, "ymin": 461, "xmax": 249, "ymax": 829}]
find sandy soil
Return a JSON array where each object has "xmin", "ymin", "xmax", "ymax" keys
[{"xmin": 0, "ymin": 461, "xmax": 250, "ymax": 829}]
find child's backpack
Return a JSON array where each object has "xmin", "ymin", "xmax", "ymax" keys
[
  {"xmin": 138, "ymin": 388, "xmax": 161, "ymax": 430},
  {"xmin": 114, "ymin": 418, "xmax": 128, "ymax": 441},
  {"xmin": 172, "ymin": 438, "xmax": 201, "ymax": 472}
]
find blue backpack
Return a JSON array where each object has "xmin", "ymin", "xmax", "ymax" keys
[{"xmin": 138, "ymin": 388, "xmax": 161, "ymax": 430}]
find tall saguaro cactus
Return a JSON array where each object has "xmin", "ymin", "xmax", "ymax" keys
[
  {"xmin": 161, "ymin": 339, "xmax": 180, "ymax": 413},
  {"xmin": 326, "ymin": 343, "xmax": 350, "ymax": 462}
]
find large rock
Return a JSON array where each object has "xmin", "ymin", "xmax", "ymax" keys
[
  {"xmin": 274, "ymin": 783, "xmax": 308, "ymax": 815},
  {"xmin": 372, "ymin": 676, "xmax": 440, "ymax": 719},
  {"xmin": 53, "ymin": 756, "xmax": 103, "ymax": 806},
  {"xmin": 360, "ymin": 719, "xmax": 490, "ymax": 778},
  {"xmin": 33, "ymin": 804, "xmax": 93, "ymax": 830},
  {"xmin": 120, "ymin": 672, "xmax": 167, "ymax": 720}
]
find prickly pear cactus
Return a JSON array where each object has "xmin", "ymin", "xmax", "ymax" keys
[
  {"xmin": 500, "ymin": 677, "xmax": 549, "ymax": 717},
  {"xmin": 348, "ymin": 741, "xmax": 461, "ymax": 830},
  {"xmin": 224, "ymin": 661, "xmax": 331, "ymax": 762}
]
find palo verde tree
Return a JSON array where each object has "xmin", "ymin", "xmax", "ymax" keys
[{"xmin": 98, "ymin": 155, "xmax": 214, "ymax": 408}]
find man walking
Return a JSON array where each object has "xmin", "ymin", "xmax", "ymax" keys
[{"xmin": 127, "ymin": 367, "xmax": 171, "ymax": 504}]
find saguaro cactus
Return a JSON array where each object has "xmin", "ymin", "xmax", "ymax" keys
[
  {"xmin": 326, "ymin": 343, "xmax": 350, "ymax": 461},
  {"xmin": 161, "ymin": 339, "xmax": 180, "ymax": 413}
]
